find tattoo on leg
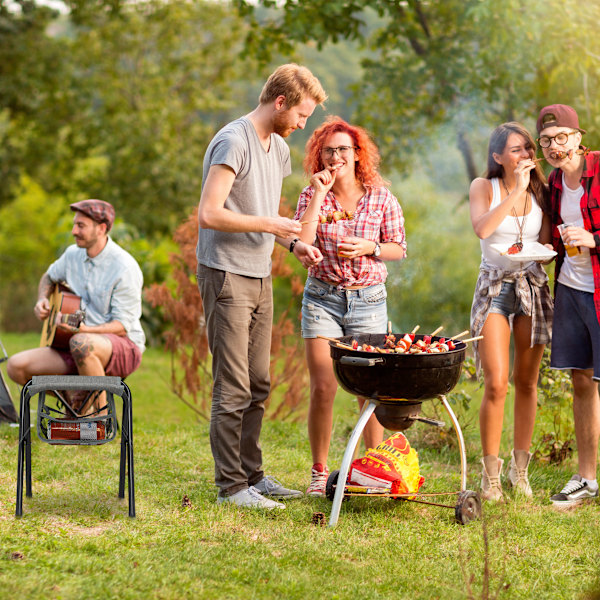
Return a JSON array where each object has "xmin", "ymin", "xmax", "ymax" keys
[{"xmin": 70, "ymin": 336, "xmax": 94, "ymax": 367}]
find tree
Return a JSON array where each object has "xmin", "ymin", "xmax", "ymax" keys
[
  {"xmin": 0, "ymin": 0, "xmax": 66, "ymax": 207},
  {"xmin": 0, "ymin": 1, "xmax": 263, "ymax": 235},
  {"xmin": 235, "ymin": 0, "xmax": 600, "ymax": 181}
]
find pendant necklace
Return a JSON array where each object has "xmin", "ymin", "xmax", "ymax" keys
[{"xmin": 502, "ymin": 178, "xmax": 529, "ymax": 255}]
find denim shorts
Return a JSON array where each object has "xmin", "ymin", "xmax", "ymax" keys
[
  {"xmin": 551, "ymin": 283, "xmax": 600, "ymax": 380},
  {"xmin": 301, "ymin": 277, "xmax": 388, "ymax": 339},
  {"xmin": 488, "ymin": 280, "xmax": 526, "ymax": 318}
]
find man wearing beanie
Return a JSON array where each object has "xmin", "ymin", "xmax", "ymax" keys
[
  {"xmin": 7, "ymin": 199, "xmax": 145, "ymax": 413},
  {"xmin": 536, "ymin": 104, "xmax": 600, "ymax": 506}
]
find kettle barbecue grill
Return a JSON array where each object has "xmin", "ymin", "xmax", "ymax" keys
[{"xmin": 326, "ymin": 333, "xmax": 481, "ymax": 527}]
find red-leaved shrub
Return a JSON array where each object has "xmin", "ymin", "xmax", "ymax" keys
[{"xmin": 145, "ymin": 208, "xmax": 310, "ymax": 421}]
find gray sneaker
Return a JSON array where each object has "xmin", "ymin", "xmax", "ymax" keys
[
  {"xmin": 550, "ymin": 475, "xmax": 599, "ymax": 507},
  {"xmin": 253, "ymin": 475, "xmax": 303, "ymax": 499},
  {"xmin": 217, "ymin": 487, "xmax": 285, "ymax": 510}
]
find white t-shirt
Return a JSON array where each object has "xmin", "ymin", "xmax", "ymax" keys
[
  {"xmin": 558, "ymin": 173, "xmax": 594, "ymax": 292},
  {"xmin": 480, "ymin": 178, "xmax": 543, "ymax": 271}
]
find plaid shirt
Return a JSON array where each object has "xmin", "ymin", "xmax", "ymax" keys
[
  {"xmin": 549, "ymin": 149, "xmax": 600, "ymax": 324},
  {"xmin": 470, "ymin": 259, "xmax": 553, "ymax": 374},
  {"xmin": 294, "ymin": 185, "xmax": 406, "ymax": 288}
]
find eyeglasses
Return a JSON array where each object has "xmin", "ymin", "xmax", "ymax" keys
[
  {"xmin": 322, "ymin": 145, "xmax": 357, "ymax": 158},
  {"xmin": 537, "ymin": 131, "xmax": 578, "ymax": 148}
]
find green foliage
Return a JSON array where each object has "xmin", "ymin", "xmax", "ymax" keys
[
  {"xmin": 385, "ymin": 168, "xmax": 479, "ymax": 334},
  {"xmin": 236, "ymin": 0, "xmax": 600, "ymax": 179},
  {"xmin": 532, "ymin": 348, "xmax": 575, "ymax": 464},
  {"xmin": 0, "ymin": 176, "xmax": 69, "ymax": 331},
  {"xmin": 1, "ymin": 1, "xmax": 261, "ymax": 234}
]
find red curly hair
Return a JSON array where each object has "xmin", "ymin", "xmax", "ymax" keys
[{"xmin": 303, "ymin": 116, "xmax": 386, "ymax": 187}]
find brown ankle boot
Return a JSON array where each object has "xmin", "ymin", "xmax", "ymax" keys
[
  {"xmin": 508, "ymin": 449, "xmax": 532, "ymax": 496},
  {"xmin": 481, "ymin": 455, "xmax": 504, "ymax": 501}
]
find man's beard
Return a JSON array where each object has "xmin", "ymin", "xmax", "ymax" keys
[{"xmin": 273, "ymin": 111, "xmax": 293, "ymax": 138}]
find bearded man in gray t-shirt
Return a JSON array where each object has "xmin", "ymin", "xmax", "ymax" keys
[{"xmin": 196, "ymin": 64, "xmax": 327, "ymax": 510}]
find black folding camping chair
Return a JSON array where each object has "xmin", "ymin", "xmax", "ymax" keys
[{"xmin": 15, "ymin": 375, "xmax": 135, "ymax": 517}]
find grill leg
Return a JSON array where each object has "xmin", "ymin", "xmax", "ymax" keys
[
  {"xmin": 328, "ymin": 400, "xmax": 377, "ymax": 527},
  {"xmin": 439, "ymin": 394, "xmax": 467, "ymax": 491}
]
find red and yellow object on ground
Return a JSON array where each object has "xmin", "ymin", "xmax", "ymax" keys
[{"xmin": 348, "ymin": 432, "xmax": 424, "ymax": 496}]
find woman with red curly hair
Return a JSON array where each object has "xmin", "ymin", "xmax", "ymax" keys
[{"xmin": 294, "ymin": 116, "xmax": 406, "ymax": 496}]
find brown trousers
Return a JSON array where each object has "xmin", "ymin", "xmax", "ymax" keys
[{"xmin": 197, "ymin": 264, "xmax": 272, "ymax": 496}]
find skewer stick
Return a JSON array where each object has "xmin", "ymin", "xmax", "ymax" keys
[
  {"xmin": 410, "ymin": 325, "xmax": 420, "ymax": 334},
  {"xmin": 450, "ymin": 330, "xmax": 470, "ymax": 340},
  {"xmin": 460, "ymin": 335, "xmax": 484, "ymax": 344},
  {"xmin": 317, "ymin": 335, "xmax": 341, "ymax": 343},
  {"xmin": 429, "ymin": 326, "xmax": 443, "ymax": 337},
  {"xmin": 300, "ymin": 219, "xmax": 320, "ymax": 225},
  {"xmin": 388, "ymin": 321, "xmax": 393, "ymax": 335},
  {"xmin": 336, "ymin": 342, "xmax": 355, "ymax": 350}
]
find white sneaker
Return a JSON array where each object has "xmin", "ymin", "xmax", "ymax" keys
[{"xmin": 217, "ymin": 487, "xmax": 285, "ymax": 510}]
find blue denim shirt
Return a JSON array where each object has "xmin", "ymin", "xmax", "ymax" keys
[{"xmin": 47, "ymin": 238, "xmax": 145, "ymax": 352}]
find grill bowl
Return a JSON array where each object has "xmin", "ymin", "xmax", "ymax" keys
[{"xmin": 329, "ymin": 333, "xmax": 466, "ymax": 402}]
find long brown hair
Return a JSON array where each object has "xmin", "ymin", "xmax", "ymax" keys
[{"xmin": 485, "ymin": 121, "xmax": 549, "ymax": 212}]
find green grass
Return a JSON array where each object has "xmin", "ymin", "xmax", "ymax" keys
[{"xmin": 0, "ymin": 333, "xmax": 599, "ymax": 599}]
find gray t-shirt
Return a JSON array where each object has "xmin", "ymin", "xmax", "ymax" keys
[{"xmin": 196, "ymin": 117, "xmax": 291, "ymax": 278}]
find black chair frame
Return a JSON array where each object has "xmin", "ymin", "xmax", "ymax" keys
[{"xmin": 16, "ymin": 375, "xmax": 135, "ymax": 517}]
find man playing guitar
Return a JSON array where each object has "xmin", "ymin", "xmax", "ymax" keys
[{"xmin": 7, "ymin": 200, "xmax": 145, "ymax": 414}]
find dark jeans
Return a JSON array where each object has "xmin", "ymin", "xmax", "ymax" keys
[{"xmin": 196, "ymin": 264, "xmax": 272, "ymax": 495}]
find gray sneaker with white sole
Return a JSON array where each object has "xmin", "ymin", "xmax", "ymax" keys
[
  {"xmin": 550, "ymin": 474, "xmax": 599, "ymax": 507},
  {"xmin": 217, "ymin": 487, "xmax": 285, "ymax": 510},
  {"xmin": 253, "ymin": 475, "xmax": 303, "ymax": 499}
]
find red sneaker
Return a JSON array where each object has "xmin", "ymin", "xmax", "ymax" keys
[{"xmin": 306, "ymin": 463, "xmax": 329, "ymax": 497}]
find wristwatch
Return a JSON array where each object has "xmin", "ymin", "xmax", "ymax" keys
[{"xmin": 372, "ymin": 242, "xmax": 381, "ymax": 257}]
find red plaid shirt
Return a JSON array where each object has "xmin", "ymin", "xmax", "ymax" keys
[
  {"xmin": 549, "ymin": 149, "xmax": 600, "ymax": 323},
  {"xmin": 295, "ymin": 185, "xmax": 406, "ymax": 288}
]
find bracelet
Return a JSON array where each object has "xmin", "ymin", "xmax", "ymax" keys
[{"xmin": 289, "ymin": 238, "xmax": 300, "ymax": 253}]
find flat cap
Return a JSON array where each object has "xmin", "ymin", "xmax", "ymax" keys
[{"xmin": 70, "ymin": 199, "xmax": 115, "ymax": 231}]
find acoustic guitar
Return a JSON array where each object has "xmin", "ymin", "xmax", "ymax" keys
[{"xmin": 40, "ymin": 284, "xmax": 86, "ymax": 350}]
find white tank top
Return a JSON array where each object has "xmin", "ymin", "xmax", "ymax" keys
[
  {"xmin": 557, "ymin": 173, "xmax": 594, "ymax": 292},
  {"xmin": 480, "ymin": 178, "xmax": 543, "ymax": 270}
]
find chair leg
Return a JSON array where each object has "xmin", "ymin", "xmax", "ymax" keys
[
  {"xmin": 16, "ymin": 385, "xmax": 31, "ymax": 517},
  {"xmin": 118, "ymin": 402, "xmax": 127, "ymax": 499},
  {"xmin": 16, "ymin": 437, "xmax": 24, "ymax": 517},
  {"xmin": 25, "ymin": 398, "xmax": 32, "ymax": 497},
  {"xmin": 125, "ymin": 390, "xmax": 135, "ymax": 518}
]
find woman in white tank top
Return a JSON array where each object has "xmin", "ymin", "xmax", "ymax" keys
[{"xmin": 469, "ymin": 122, "xmax": 554, "ymax": 502}]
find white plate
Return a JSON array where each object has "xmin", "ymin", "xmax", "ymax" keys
[{"xmin": 490, "ymin": 242, "xmax": 557, "ymax": 262}]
